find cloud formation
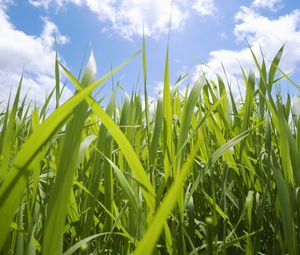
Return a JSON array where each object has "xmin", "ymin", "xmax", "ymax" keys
[
  {"xmin": 0, "ymin": 3, "xmax": 72, "ymax": 108},
  {"xmin": 251, "ymin": 0, "xmax": 283, "ymax": 12},
  {"xmin": 194, "ymin": 6, "xmax": 300, "ymax": 96},
  {"xmin": 28, "ymin": 0, "xmax": 81, "ymax": 9},
  {"xmin": 28, "ymin": 0, "xmax": 217, "ymax": 39},
  {"xmin": 192, "ymin": 0, "xmax": 216, "ymax": 16}
]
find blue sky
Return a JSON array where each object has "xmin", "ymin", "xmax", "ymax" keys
[{"xmin": 0, "ymin": 0, "xmax": 300, "ymax": 107}]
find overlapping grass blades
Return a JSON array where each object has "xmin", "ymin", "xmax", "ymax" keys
[
  {"xmin": 0, "ymin": 44, "xmax": 299, "ymax": 254},
  {"xmin": 42, "ymin": 51, "xmax": 97, "ymax": 255}
]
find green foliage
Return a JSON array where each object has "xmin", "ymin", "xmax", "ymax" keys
[{"xmin": 0, "ymin": 45, "xmax": 299, "ymax": 255}]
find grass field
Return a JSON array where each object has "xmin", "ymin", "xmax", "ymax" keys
[{"xmin": 0, "ymin": 42, "xmax": 300, "ymax": 254}]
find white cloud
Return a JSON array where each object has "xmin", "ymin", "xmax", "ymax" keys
[
  {"xmin": 28, "ymin": 0, "xmax": 216, "ymax": 39},
  {"xmin": 28, "ymin": 0, "xmax": 81, "ymax": 9},
  {"xmin": 0, "ymin": 5, "xmax": 72, "ymax": 109},
  {"xmin": 234, "ymin": 7, "xmax": 300, "ymax": 71},
  {"xmin": 193, "ymin": 7, "xmax": 300, "ymax": 97},
  {"xmin": 76, "ymin": 0, "xmax": 189, "ymax": 39},
  {"xmin": 251, "ymin": 0, "xmax": 283, "ymax": 12},
  {"xmin": 192, "ymin": 0, "xmax": 215, "ymax": 16}
]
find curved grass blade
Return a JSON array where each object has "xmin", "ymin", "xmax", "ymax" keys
[
  {"xmin": 0, "ymin": 51, "xmax": 140, "ymax": 250},
  {"xmin": 163, "ymin": 48, "xmax": 174, "ymax": 180},
  {"xmin": 134, "ymin": 142, "xmax": 200, "ymax": 255},
  {"xmin": 60, "ymin": 61, "xmax": 156, "ymax": 214},
  {"xmin": 63, "ymin": 232, "xmax": 130, "ymax": 255},
  {"xmin": 42, "ymin": 51, "xmax": 96, "ymax": 255}
]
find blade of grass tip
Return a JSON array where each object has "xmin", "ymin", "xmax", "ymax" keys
[
  {"xmin": 0, "ymin": 51, "xmax": 140, "ymax": 250},
  {"xmin": 248, "ymin": 44, "xmax": 267, "ymax": 92},
  {"xmin": 19, "ymin": 102, "xmax": 31, "ymax": 133},
  {"xmin": 40, "ymin": 88, "xmax": 55, "ymax": 120},
  {"xmin": 268, "ymin": 44, "xmax": 285, "ymax": 91},
  {"xmin": 276, "ymin": 66, "xmax": 300, "ymax": 90},
  {"xmin": 17, "ymin": 90, "xmax": 29, "ymax": 121},
  {"xmin": 1, "ymin": 76, "xmax": 22, "ymax": 177},
  {"xmin": 61, "ymin": 54, "xmax": 155, "ymax": 214},
  {"xmin": 77, "ymin": 43, "xmax": 90, "ymax": 81},
  {"xmin": 217, "ymin": 74, "xmax": 229, "ymax": 116}
]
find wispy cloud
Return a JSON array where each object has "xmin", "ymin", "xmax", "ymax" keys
[
  {"xmin": 28, "ymin": 0, "xmax": 81, "ymax": 9},
  {"xmin": 251, "ymin": 0, "xmax": 283, "ymax": 12}
]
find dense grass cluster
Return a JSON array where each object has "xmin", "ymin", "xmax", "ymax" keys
[{"xmin": 0, "ymin": 43, "xmax": 300, "ymax": 254}]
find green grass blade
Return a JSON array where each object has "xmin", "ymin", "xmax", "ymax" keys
[
  {"xmin": 163, "ymin": 48, "xmax": 174, "ymax": 180},
  {"xmin": 0, "ymin": 52, "xmax": 138, "ymax": 250},
  {"xmin": 142, "ymin": 34, "xmax": 151, "ymax": 161},
  {"xmin": 42, "ymin": 51, "xmax": 96, "ymax": 255},
  {"xmin": 55, "ymin": 51, "xmax": 60, "ymax": 109},
  {"xmin": 268, "ymin": 44, "xmax": 284, "ymax": 90},
  {"xmin": 134, "ymin": 142, "xmax": 200, "ymax": 255},
  {"xmin": 1, "ymin": 76, "xmax": 22, "ymax": 177},
  {"xmin": 61, "ymin": 64, "xmax": 156, "ymax": 215}
]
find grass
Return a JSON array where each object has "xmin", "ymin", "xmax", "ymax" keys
[{"xmin": 0, "ymin": 42, "xmax": 300, "ymax": 254}]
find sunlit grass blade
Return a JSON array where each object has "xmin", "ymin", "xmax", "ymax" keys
[
  {"xmin": 1, "ymin": 76, "xmax": 22, "ymax": 177},
  {"xmin": 60, "ymin": 63, "xmax": 156, "ymax": 214},
  {"xmin": 0, "ymin": 42, "xmax": 299, "ymax": 254},
  {"xmin": 135, "ymin": 129, "xmax": 249, "ymax": 255},
  {"xmin": 268, "ymin": 44, "xmax": 284, "ymax": 90},
  {"xmin": 42, "ymin": 51, "xmax": 96, "ymax": 255},
  {"xmin": 134, "ymin": 142, "xmax": 200, "ymax": 255},
  {"xmin": 55, "ymin": 50, "xmax": 60, "ymax": 109},
  {"xmin": 163, "ymin": 48, "xmax": 174, "ymax": 180},
  {"xmin": 142, "ymin": 33, "xmax": 151, "ymax": 161},
  {"xmin": 0, "ymin": 51, "xmax": 140, "ymax": 250}
]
